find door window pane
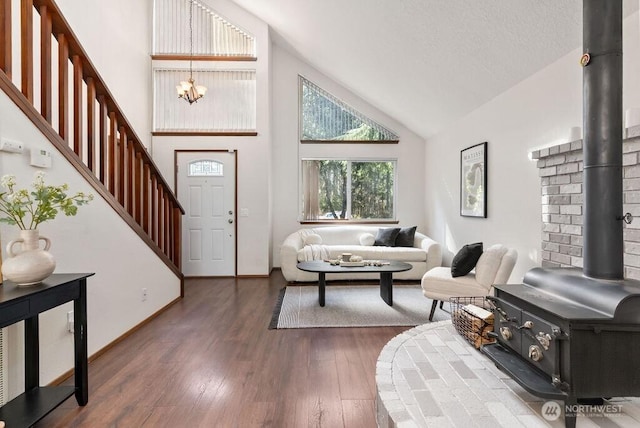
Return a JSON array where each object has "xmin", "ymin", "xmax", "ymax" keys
[{"xmin": 189, "ymin": 160, "xmax": 224, "ymax": 176}]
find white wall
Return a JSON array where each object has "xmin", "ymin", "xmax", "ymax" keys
[
  {"xmin": 270, "ymin": 45, "xmax": 428, "ymax": 267},
  {"xmin": 151, "ymin": 0, "xmax": 272, "ymax": 276},
  {"xmin": 424, "ymin": 11, "xmax": 640, "ymax": 282},
  {"xmin": 55, "ymin": 0, "xmax": 154, "ymax": 148},
  {"xmin": 0, "ymin": 90, "xmax": 180, "ymax": 397}
]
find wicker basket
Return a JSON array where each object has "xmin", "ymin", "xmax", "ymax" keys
[{"xmin": 449, "ymin": 296, "xmax": 496, "ymax": 349}]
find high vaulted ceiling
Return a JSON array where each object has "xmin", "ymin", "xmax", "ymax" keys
[{"xmin": 228, "ymin": 0, "xmax": 639, "ymax": 139}]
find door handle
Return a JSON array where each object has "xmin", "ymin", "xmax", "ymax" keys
[{"xmin": 228, "ymin": 219, "xmax": 234, "ymax": 224}]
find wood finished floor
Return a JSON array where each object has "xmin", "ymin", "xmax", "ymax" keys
[{"xmin": 37, "ymin": 272, "xmax": 409, "ymax": 427}]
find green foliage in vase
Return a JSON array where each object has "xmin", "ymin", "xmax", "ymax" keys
[{"xmin": 0, "ymin": 172, "xmax": 94, "ymax": 230}]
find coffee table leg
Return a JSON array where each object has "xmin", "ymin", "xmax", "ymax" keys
[
  {"xmin": 319, "ymin": 272, "xmax": 326, "ymax": 307},
  {"xmin": 380, "ymin": 272, "xmax": 393, "ymax": 306}
]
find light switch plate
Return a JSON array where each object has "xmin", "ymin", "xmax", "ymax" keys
[{"xmin": 0, "ymin": 138, "xmax": 24, "ymax": 153}]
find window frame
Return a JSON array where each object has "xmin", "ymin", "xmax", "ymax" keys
[
  {"xmin": 299, "ymin": 158, "xmax": 398, "ymax": 224},
  {"xmin": 298, "ymin": 76, "xmax": 400, "ymax": 144},
  {"xmin": 152, "ymin": 66, "xmax": 257, "ymax": 134}
]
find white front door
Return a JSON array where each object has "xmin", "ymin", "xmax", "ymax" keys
[{"xmin": 177, "ymin": 151, "xmax": 236, "ymax": 276}]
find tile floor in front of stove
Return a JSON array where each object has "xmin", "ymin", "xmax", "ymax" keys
[{"xmin": 376, "ymin": 321, "xmax": 640, "ymax": 428}]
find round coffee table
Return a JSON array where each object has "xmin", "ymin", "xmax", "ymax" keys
[{"xmin": 296, "ymin": 260, "xmax": 413, "ymax": 307}]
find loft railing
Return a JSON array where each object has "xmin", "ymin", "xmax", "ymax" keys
[{"xmin": 0, "ymin": 0, "xmax": 184, "ymax": 275}]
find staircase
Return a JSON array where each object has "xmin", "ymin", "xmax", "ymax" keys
[{"xmin": 0, "ymin": 0, "xmax": 184, "ymax": 277}]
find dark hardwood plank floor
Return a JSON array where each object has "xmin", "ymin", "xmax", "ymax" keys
[{"xmin": 36, "ymin": 271, "xmax": 409, "ymax": 427}]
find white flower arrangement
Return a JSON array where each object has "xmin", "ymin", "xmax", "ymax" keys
[{"xmin": 0, "ymin": 172, "xmax": 93, "ymax": 230}]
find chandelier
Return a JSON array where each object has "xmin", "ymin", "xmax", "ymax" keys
[{"xmin": 177, "ymin": 0, "xmax": 207, "ymax": 104}]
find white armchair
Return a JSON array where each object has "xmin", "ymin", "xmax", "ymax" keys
[{"xmin": 421, "ymin": 244, "xmax": 518, "ymax": 321}]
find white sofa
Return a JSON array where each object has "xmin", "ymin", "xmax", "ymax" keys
[{"xmin": 280, "ymin": 226, "xmax": 442, "ymax": 282}]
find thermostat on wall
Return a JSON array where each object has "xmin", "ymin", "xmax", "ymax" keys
[{"xmin": 30, "ymin": 149, "xmax": 52, "ymax": 168}]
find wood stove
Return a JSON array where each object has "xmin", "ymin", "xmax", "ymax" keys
[
  {"xmin": 483, "ymin": 269, "xmax": 640, "ymax": 427},
  {"xmin": 481, "ymin": 1, "xmax": 640, "ymax": 427}
]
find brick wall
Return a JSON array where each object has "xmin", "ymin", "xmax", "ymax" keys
[{"xmin": 531, "ymin": 126, "xmax": 640, "ymax": 280}]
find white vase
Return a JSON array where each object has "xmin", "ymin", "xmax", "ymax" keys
[{"xmin": 2, "ymin": 229, "xmax": 56, "ymax": 285}]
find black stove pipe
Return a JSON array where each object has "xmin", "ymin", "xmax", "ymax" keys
[{"xmin": 583, "ymin": 0, "xmax": 624, "ymax": 280}]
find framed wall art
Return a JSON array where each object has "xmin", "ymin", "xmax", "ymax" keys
[{"xmin": 460, "ymin": 142, "xmax": 487, "ymax": 218}]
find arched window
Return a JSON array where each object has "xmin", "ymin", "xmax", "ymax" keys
[{"xmin": 188, "ymin": 160, "xmax": 224, "ymax": 177}]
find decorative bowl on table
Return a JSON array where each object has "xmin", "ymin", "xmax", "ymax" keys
[{"xmin": 340, "ymin": 255, "xmax": 364, "ymax": 267}]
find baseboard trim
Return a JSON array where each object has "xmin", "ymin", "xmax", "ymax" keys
[
  {"xmin": 183, "ymin": 274, "xmax": 271, "ymax": 279},
  {"xmin": 236, "ymin": 274, "xmax": 270, "ymax": 278},
  {"xmin": 48, "ymin": 296, "xmax": 182, "ymax": 386},
  {"xmin": 183, "ymin": 275, "xmax": 236, "ymax": 279}
]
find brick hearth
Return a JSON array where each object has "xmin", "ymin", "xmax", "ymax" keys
[{"xmin": 376, "ymin": 321, "xmax": 640, "ymax": 427}]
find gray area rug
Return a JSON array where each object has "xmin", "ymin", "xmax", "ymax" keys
[{"xmin": 270, "ymin": 284, "xmax": 450, "ymax": 329}]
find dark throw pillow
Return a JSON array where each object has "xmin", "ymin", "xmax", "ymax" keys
[
  {"xmin": 374, "ymin": 227, "xmax": 401, "ymax": 247},
  {"xmin": 395, "ymin": 226, "xmax": 417, "ymax": 247},
  {"xmin": 451, "ymin": 242, "xmax": 483, "ymax": 277}
]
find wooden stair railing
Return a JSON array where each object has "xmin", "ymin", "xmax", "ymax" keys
[{"xmin": 0, "ymin": 0, "xmax": 184, "ymax": 276}]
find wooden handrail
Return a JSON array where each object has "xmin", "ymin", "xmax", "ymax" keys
[{"xmin": 0, "ymin": 0, "xmax": 184, "ymax": 275}]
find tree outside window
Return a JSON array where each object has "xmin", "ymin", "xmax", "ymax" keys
[{"xmin": 302, "ymin": 160, "xmax": 396, "ymax": 221}]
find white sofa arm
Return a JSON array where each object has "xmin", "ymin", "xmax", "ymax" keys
[
  {"xmin": 280, "ymin": 231, "xmax": 304, "ymax": 282},
  {"xmin": 416, "ymin": 234, "xmax": 442, "ymax": 272}
]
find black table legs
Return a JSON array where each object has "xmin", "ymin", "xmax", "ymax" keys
[
  {"xmin": 22, "ymin": 279, "xmax": 88, "ymax": 406},
  {"xmin": 318, "ymin": 272, "xmax": 326, "ymax": 307},
  {"xmin": 24, "ymin": 317, "xmax": 39, "ymax": 391},
  {"xmin": 380, "ymin": 272, "xmax": 393, "ymax": 306},
  {"xmin": 0, "ymin": 274, "xmax": 93, "ymax": 427},
  {"xmin": 317, "ymin": 272, "xmax": 394, "ymax": 306},
  {"xmin": 74, "ymin": 278, "xmax": 89, "ymax": 405}
]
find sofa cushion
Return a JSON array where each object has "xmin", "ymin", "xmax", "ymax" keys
[
  {"xmin": 359, "ymin": 233, "xmax": 375, "ymax": 246},
  {"xmin": 305, "ymin": 226, "xmax": 381, "ymax": 246},
  {"xmin": 303, "ymin": 233, "xmax": 323, "ymax": 246},
  {"xmin": 451, "ymin": 242, "xmax": 483, "ymax": 277},
  {"xmin": 475, "ymin": 244, "xmax": 508, "ymax": 287},
  {"xmin": 395, "ymin": 226, "xmax": 417, "ymax": 247},
  {"xmin": 374, "ymin": 227, "xmax": 401, "ymax": 247}
]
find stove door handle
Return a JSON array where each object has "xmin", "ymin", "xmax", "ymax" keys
[
  {"xmin": 486, "ymin": 300, "xmax": 510, "ymax": 320},
  {"xmin": 516, "ymin": 320, "xmax": 534, "ymax": 330},
  {"xmin": 486, "ymin": 296, "xmax": 518, "ymax": 322}
]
